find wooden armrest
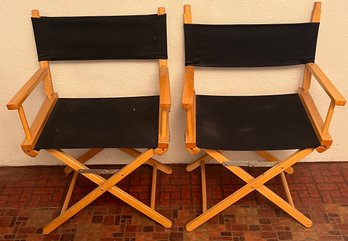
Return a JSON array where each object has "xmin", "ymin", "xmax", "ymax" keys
[
  {"xmin": 159, "ymin": 65, "xmax": 171, "ymax": 110},
  {"xmin": 7, "ymin": 67, "xmax": 48, "ymax": 110},
  {"xmin": 306, "ymin": 63, "xmax": 346, "ymax": 106},
  {"xmin": 157, "ymin": 64, "xmax": 171, "ymax": 151},
  {"xmin": 182, "ymin": 66, "xmax": 194, "ymax": 109},
  {"xmin": 298, "ymin": 87, "xmax": 333, "ymax": 148}
]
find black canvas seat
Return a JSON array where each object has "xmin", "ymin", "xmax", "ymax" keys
[
  {"xmin": 196, "ymin": 94, "xmax": 320, "ymax": 150},
  {"xmin": 35, "ymin": 96, "xmax": 159, "ymax": 150}
]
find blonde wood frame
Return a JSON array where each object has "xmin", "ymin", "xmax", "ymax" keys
[
  {"xmin": 156, "ymin": 7, "xmax": 171, "ymax": 154},
  {"xmin": 45, "ymin": 147, "xmax": 173, "ymax": 233},
  {"xmin": 7, "ymin": 9, "xmax": 57, "ymax": 157},
  {"xmin": 184, "ymin": 1, "xmax": 345, "ymax": 232},
  {"xmin": 299, "ymin": 3, "xmax": 346, "ymax": 152},
  {"xmin": 182, "ymin": 5, "xmax": 200, "ymax": 154},
  {"xmin": 186, "ymin": 149, "xmax": 314, "ymax": 231},
  {"xmin": 8, "ymin": 7, "xmax": 173, "ymax": 234},
  {"xmin": 44, "ymin": 148, "xmax": 172, "ymax": 234},
  {"xmin": 299, "ymin": 62, "xmax": 346, "ymax": 152}
]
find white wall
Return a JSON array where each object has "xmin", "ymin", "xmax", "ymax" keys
[{"xmin": 0, "ymin": 0, "xmax": 347, "ymax": 166}]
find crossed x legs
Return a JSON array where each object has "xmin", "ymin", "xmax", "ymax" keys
[
  {"xmin": 186, "ymin": 148, "xmax": 313, "ymax": 231},
  {"xmin": 44, "ymin": 148, "xmax": 172, "ymax": 234}
]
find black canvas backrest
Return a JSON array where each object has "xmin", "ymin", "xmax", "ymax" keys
[
  {"xmin": 32, "ymin": 14, "xmax": 167, "ymax": 61},
  {"xmin": 184, "ymin": 23, "xmax": 319, "ymax": 67}
]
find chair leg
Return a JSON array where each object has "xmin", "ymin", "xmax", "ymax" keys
[
  {"xmin": 150, "ymin": 164, "xmax": 158, "ymax": 209},
  {"xmin": 186, "ymin": 149, "xmax": 313, "ymax": 231},
  {"xmin": 200, "ymin": 160, "xmax": 207, "ymax": 212},
  {"xmin": 44, "ymin": 149, "xmax": 172, "ymax": 234},
  {"xmin": 119, "ymin": 148, "xmax": 172, "ymax": 174},
  {"xmin": 186, "ymin": 154, "xmax": 210, "ymax": 212},
  {"xmin": 61, "ymin": 171, "xmax": 78, "ymax": 214},
  {"xmin": 280, "ymin": 171, "xmax": 294, "ymax": 207}
]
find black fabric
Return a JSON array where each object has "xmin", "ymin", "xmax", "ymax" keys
[
  {"xmin": 35, "ymin": 96, "xmax": 159, "ymax": 150},
  {"xmin": 196, "ymin": 94, "xmax": 320, "ymax": 150},
  {"xmin": 32, "ymin": 14, "xmax": 167, "ymax": 61},
  {"xmin": 185, "ymin": 23, "xmax": 319, "ymax": 67}
]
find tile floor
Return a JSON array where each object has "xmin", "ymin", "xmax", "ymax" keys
[{"xmin": 0, "ymin": 162, "xmax": 347, "ymax": 241}]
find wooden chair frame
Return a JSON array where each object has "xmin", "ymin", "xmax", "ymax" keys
[
  {"xmin": 182, "ymin": 2, "xmax": 346, "ymax": 231},
  {"xmin": 7, "ymin": 7, "xmax": 172, "ymax": 234}
]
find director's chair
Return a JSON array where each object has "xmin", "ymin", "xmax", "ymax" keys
[
  {"xmin": 7, "ymin": 7, "xmax": 172, "ymax": 234},
  {"xmin": 182, "ymin": 3, "xmax": 346, "ymax": 231}
]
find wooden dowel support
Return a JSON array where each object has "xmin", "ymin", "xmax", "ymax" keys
[
  {"xmin": 150, "ymin": 165, "xmax": 158, "ymax": 209},
  {"xmin": 322, "ymin": 101, "xmax": 335, "ymax": 136},
  {"xmin": 18, "ymin": 106, "xmax": 32, "ymax": 140},
  {"xmin": 201, "ymin": 161, "xmax": 207, "ymax": 212},
  {"xmin": 61, "ymin": 171, "xmax": 78, "ymax": 214},
  {"xmin": 280, "ymin": 172, "xmax": 294, "ymax": 207}
]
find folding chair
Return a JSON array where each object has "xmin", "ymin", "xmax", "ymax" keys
[
  {"xmin": 182, "ymin": 2, "xmax": 346, "ymax": 231},
  {"xmin": 7, "ymin": 7, "xmax": 172, "ymax": 234}
]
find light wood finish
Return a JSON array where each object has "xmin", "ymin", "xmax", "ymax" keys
[
  {"xmin": 20, "ymin": 93, "xmax": 58, "ymax": 156},
  {"xmin": 306, "ymin": 63, "xmax": 346, "ymax": 106},
  {"xmin": 7, "ymin": 68, "xmax": 48, "ymax": 110},
  {"xmin": 159, "ymin": 65, "xmax": 171, "ymax": 110},
  {"xmin": 18, "ymin": 106, "xmax": 32, "ymax": 140},
  {"xmin": 64, "ymin": 148, "xmax": 103, "ymax": 174},
  {"xmin": 61, "ymin": 171, "xmax": 78, "ymax": 214},
  {"xmin": 158, "ymin": 6, "xmax": 165, "ymax": 15},
  {"xmin": 201, "ymin": 161, "xmax": 207, "ymax": 212},
  {"xmin": 280, "ymin": 172, "xmax": 294, "ymax": 207},
  {"xmin": 156, "ymin": 7, "xmax": 171, "ymax": 151},
  {"xmin": 186, "ymin": 149, "xmax": 313, "ymax": 231},
  {"xmin": 182, "ymin": 5, "xmax": 197, "ymax": 152},
  {"xmin": 40, "ymin": 61, "xmax": 54, "ymax": 98},
  {"xmin": 298, "ymin": 87, "xmax": 333, "ymax": 147},
  {"xmin": 311, "ymin": 2, "xmax": 321, "ymax": 23},
  {"xmin": 158, "ymin": 65, "xmax": 171, "ymax": 150},
  {"xmin": 322, "ymin": 100, "xmax": 335, "ymax": 137},
  {"xmin": 44, "ymin": 149, "xmax": 172, "ymax": 234},
  {"xmin": 185, "ymin": 93, "xmax": 198, "ymax": 151},
  {"xmin": 186, "ymin": 154, "xmax": 211, "ymax": 172},
  {"xmin": 8, "ymin": 10, "xmax": 57, "ymax": 156},
  {"xmin": 32, "ymin": 9, "xmax": 40, "ymax": 18},
  {"xmin": 302, "ymin": 66, "xmax": 312, "ymax": 92},
  {"xmin": 184, "ymin": 4, "xmax": 192, "ymax": 24},
  {"xmin": 182, "ymin": 66, "xmax": 194, "ymax": 109},
  {"xmin": 119, "ymin": 148, "xmax": 172, "ymax": 174},
  {"xmin": 150, "ymin": 164, "xmax": 158, "ymax": 209},
  {"xmin": 255, "ymin": 151, "xmax": 294, "ymax": 174}
]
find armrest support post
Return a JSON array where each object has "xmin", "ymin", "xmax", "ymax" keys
[
  {"xmin": 182, "ymin": 66, "xmax": 194, "ymax": 109},
  {"xmin": 322, "ymin": 100, "xmax": 335, "ymax": 137},
  {"xmin": 302, "ymin": 66, "xmax": 312, "ymax": 92},
  {"xmin": 18, "ymin": 106, "xmax": 32, "ymax": 140},
  {"xmin": 40, "ymin": 61, "xmax": 54, "ymax": 98}
]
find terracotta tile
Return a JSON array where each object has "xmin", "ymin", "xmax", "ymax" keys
[{"xmin": 0, "ymin": 163, "xmax": 347, "ymax": 241}]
